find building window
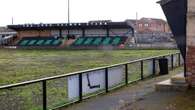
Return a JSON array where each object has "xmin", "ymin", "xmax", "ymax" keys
[
  {"xmin": 144, "ymin": 24, "xmax": 149, "ymax": 27},
  {"xmin": 138, "ymin": 24, "xmax": 142, "ymax": 27}
]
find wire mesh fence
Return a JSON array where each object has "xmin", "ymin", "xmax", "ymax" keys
[
  {"xmin": 0, "ymin": 83, "xmax": 42, "ymax": 110},
  {"xmin": 127, "ymin": 62, "xmax": 141, "ymax": 83}
]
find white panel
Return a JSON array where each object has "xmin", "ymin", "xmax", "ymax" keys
[
  {"xmin": 155, "ymin": 60, "xmax": 160, "ymax": 73},
  {"xmin": 82, "ymin": 70, "xmax": 105, "ymax": 94},
  {"xmin": 108, "ymin": 66, "xmax": 124, "ymax": 87},
  {"xmin": 173, "ymin": 55, "xmax": 177, "ymax": 67},
  {"xmin": 166, "ymin": 56, "xmax": 171, "ymax": 68},
  {"xmin": 68, "ymin": 75, "xmax": 79, "ymax": 100},
  {"xmin": 148, "ymin": 61, "xmax": 153, "ymax": 75}
]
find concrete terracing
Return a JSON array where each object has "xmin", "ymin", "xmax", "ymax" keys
[{"xmin": 156, "ymin": 73, "xmax": 189, "ymax": 92}]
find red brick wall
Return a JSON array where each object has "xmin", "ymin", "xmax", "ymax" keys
[
  {"xmin": 186, "ymin": 0, "xmax": 195, "ymax": 86},
  {"xmin": 186, "ymin": 46, "xmax": 195, "ymax": 86},
  {"xmin": 135, "ymin": 18, "xmax": 170, "ymax": 33}
]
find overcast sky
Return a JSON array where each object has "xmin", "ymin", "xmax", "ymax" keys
[{"xmin": 0, "ymin": 0, "xmax": 165, "ymax": 26}]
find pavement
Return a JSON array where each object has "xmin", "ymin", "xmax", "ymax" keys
[{"xmin": 59, "ymin": 68, "xmax": 185, "ymax": 110}]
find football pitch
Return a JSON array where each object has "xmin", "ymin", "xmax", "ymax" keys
[{"xmin": 0, "ymin": 49, "xmax": 178, "ymax": 85}]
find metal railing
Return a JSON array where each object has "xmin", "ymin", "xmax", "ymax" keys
[{"xmin": 0, "ymin": 52, "xmax": 183, "ymax": 110}]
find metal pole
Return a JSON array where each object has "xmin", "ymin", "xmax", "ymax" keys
[
  {"xmin": 42, "ymin": 81, "xmax": 47, "ymax": 110},
  {"xmin": 171, "ymin": 54, "xmax": 174, "ymax": 69},
  {"xmin": 178, "ymin": 53, "xmax": 181, "ymax": 66},
  {"xmin": 79, "ymin": 73, "xmax": 83, "ymax": 101},
  {"xmin": 152, "ymin": 58, "xmax": 156, "ymax": 76},
  {"xmin": 135, "ymin": 12, "xmax": 138, "ymax": 46},
  {"xmin": 68, "ymin": 0, "xmax": 70, "ymax": 24},
  {"xmin": 105, "ymin": 68, "xmax": 109, "ymax": 93},
  {"xmin": 141, "ymin": 61, "xmax": 144, "ymax": 80},
  {"xmin": 67, "ymin": 0, "xmax": 70, "ymax": 35},
  {"xmin": 184, "ymin": 53, "xmax": 187, "ymax": 77},
  {"xmin": 12, "ymin": 17, "xmax": 14, "ymax": 25},
  {"xmin": 125, "ymin": 64, "xmax": 128, "ymax": 85},
  {"xmin": 106, "ymin": 28, "xmax": 109, "ymax": 37}
]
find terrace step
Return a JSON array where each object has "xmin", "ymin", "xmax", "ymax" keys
[
  {"xmin": 156, "ymin": 79, "xmax": 189, "ymax": 92},
  {"xmin": 171, "ymin": 74, "xmax": 186, "ymax": 84},
  {"xmin": 156, "ymin": 73, "xmax": 189, "ymax": 92}
]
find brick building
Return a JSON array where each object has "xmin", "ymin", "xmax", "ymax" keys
[{"xmin": 126, "ymin": 18, "xmax": 171, "ymax": 33}]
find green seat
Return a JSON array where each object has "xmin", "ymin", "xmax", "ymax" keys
[
  {"xmin": 102, "ymin": 38, "xmax": 111, "ymax": 45},
  {"xmin": 36, "ymin": 40, "xmax": 45, "ymax": 45},
  {"xmin": 93, "ymin": 38, "xmax": 102, "ymax": 45},
  {"xmin": 83, "ymin": 38, "xmax": 93, "ymax": 45},
  {"xmin": 27, "ymin": 40, "xmax": 37, "ymax": 46},
  {"xmin": 74, "ymin": 38, "xmax": 85, "ymax": 45},
  {"xmin": 112, "ymin": 37, "xmax": 121, "ymax": 45},
  {"xmin": 44, "ymin": 40, "xmax": 53, "ymax": 45},
  {"xmin": 19, "ymin": 40, "xmax": 29, "ymax": 46},
  {"xmin": 52, "ymin": 40, "xmax": 61, "ymax": 45}
]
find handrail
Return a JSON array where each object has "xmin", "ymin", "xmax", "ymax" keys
[{"xmin": 0, "ymin": 52, "xmax": 180, "ymax": 90}]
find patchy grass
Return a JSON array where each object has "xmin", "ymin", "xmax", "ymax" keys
[{"xmin": 0, "ymin": 49, "xmax": 178, "ymax": 85}]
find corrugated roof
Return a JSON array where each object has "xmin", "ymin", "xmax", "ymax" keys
[{"xmin": 8, "ymin": 21, "xmax": 133, "ymax": 31}]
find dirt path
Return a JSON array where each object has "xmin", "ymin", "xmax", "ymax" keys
[{"xmin": 60, "ymin": 68, "xmax": 183, "ymax": 110}]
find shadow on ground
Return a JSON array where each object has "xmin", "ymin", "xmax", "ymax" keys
[{"xmin": 122, "ymin": 89, "xmax": 195, "ymax": 110}]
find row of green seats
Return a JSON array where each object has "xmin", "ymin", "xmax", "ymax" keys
[
  {"xmin": 73, "ymin": 37, "xmax": 122, "ymax": 46},
  {"xmin": 19, "ymin": 39, "xmax": 61, "ymax": 46},
  {"xmin": 74, "ymin": 38, "xmax": 85, "ymax": 45},
  {"xmin": 102, "ymin": 38, "xmax": 111, "ymax": 45}
]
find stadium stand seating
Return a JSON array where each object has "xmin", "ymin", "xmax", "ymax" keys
[
  {"xmin": 72, "ymin": 36, "xmax": 127, "ymax": 47},
  {"xmin": 16, "ymin": 36, "xmax": 127, "ymax": 48},
  {"xmin": 17, "ymin": 37, "xmax": 62, "ymax": 47}
]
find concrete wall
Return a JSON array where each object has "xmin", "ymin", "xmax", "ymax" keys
[{"xmin": 135, "ymin": 33, "xmax": 173, "ymax": 43}]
